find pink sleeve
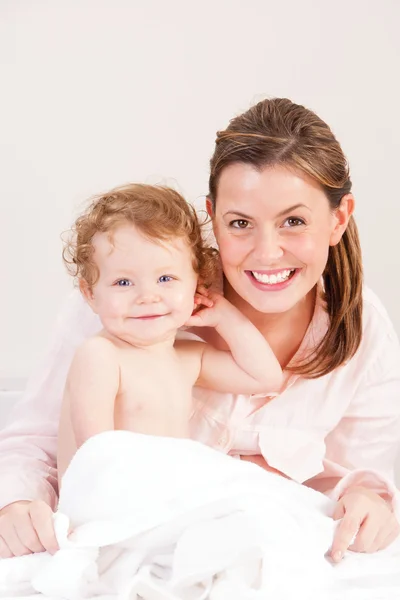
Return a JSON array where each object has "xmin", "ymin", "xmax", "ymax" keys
[
  {"xmin": 0, "ymin": 291, "xmax": 100, "ymax": 511},
  {"xmin": 306, "ymin": 331, "xmax": 400, "ymax": 515}
]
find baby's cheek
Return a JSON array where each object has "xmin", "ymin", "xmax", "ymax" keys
[
  {"xmin": 173, "ymin": 292, "xmax": 195, "ymax": 321},
  {"xmin": 177, "ymin": 291, "xmax": 194, "ymax": 311},
  {"xmin": 105, "ymin": 295, "xmax": 129, "ymax": 317}
]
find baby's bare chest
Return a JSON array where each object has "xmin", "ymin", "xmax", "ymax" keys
[{"xmin": 117, "ymin": 352, "xmax": 195, "ymax": 417}]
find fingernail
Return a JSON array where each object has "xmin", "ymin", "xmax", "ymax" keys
[{"xmin": 332, "ymin": 551, "xmax": 342, "ymax": 562}]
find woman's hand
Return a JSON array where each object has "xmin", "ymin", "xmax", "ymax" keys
[
  {"xmin": 330, "ymin": 486, "xmax": 400, "ymax": 562},
  {"xmin": 0, "ymin": 500, "xmax": 59, "ymax": 558}
]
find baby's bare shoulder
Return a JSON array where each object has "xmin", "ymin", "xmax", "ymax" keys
[
  {"xmin": 66, "ymin": 335, "xmax": 121, "ymax": 390},
  {"xmin": 174, "ymin": 338, "xmax": 206, "ymax": 356},
  {"xmin": 78, "ymin": 334, "xmax": 118, "ymax": 355},
  {"xmin": 174, "ymin": 339, "xmax": 206, "ymax": 377},
  {"xmin": 72, "ymin": 335, "xmax": 120, "ymax": 369}
]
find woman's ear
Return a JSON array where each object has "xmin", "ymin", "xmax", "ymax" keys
[
  {"xmin": 206, "ymin": 196, "xmax": 214, "ymax": 219},
  {"xmin": 330, "ymin": 194, "xmax": 355, "ymax": 246},
  {"xmin": 79, "ymin": 279, "xmax": 98, "ymax": 313}
]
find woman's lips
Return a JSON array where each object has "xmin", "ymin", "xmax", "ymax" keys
[{"xmin": 245, "ymin": 268, "xmax": 300, "ymax": 291}]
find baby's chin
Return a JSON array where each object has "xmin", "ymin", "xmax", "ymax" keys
[
  {"xmin": 109, "ymin": 329, "xmax": 180, "ymax": 349},
  {"xmin": 99, "ymin": 313, "xmax": 192, "ymax": 347}
]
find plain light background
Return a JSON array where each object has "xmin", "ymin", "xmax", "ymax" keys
[{"xmin": 1, "ymin": 0, "xmax": 400, "ymax": 388}]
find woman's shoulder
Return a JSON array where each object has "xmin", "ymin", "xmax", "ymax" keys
[
  {"xmin": 362, "ymin": 286, "xmax": 398, "ymax": 341},
  {"xmin": 353, "ymin": 286, "xmax": 400, "ymax": 375}
]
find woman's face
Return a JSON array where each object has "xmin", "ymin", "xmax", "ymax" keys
[{"xmin": 210, "ymin": 163, "xmax": 353, "ymax": 315}]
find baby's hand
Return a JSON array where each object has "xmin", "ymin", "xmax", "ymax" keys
[{"xmin": 185, "ymin": 287, "xmax": 227, "ymax": 328}]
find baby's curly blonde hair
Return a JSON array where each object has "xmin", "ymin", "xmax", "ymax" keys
[{"xmin": 63, "ymin": 183, "xmax": 219, "ymax": 288}]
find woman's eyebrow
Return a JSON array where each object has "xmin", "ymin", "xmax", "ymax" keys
[
  {"xmin": 223, "ymin": 204, "xmax": 310, "ymax": 220},
  {"xmin": 276, "ymin": 203, "xmax": 310, "ymax": 217},
  {"xmin": 223, "ymin": 211, "xmax": 253, "ymax": 219}
]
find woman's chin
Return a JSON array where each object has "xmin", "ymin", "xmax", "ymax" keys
[
  {"xmin": 247, "ymin": 296, "xmax": 299, "ymax": 315},
  {"xmin": 239, "ymin": 278, "xmax": 310, "ymax": 315}
]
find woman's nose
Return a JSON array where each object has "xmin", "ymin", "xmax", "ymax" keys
[{"xmin": 252, "ymin": 228, "xmax": 284, "ymax": 264}]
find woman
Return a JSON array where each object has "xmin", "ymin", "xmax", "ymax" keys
[{"xmin": 0, "ymin": 98, "xmax": 399, "ymax": 562}]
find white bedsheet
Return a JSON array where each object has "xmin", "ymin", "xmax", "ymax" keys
[{"xmin": 0, "ymin": 431, "xmax": 399, "ymax": 600}]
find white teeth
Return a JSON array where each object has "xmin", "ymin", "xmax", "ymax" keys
[{"xmin": 251, "ymin": 269, "xmax": 294, "ymax": 284}]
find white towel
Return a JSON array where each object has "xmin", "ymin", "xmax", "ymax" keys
[{"xmin": 0, "ymin": 431, "xmax": 399, "ymax": 600}]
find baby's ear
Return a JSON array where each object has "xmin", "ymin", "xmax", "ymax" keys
[
  {"xmin": 195, "ymin": 280, "xmax": 210, "ymax": 296},
  {"xmin": 79, "ymin": 279, "xmax": 97, "ymax": 312},
  {"xmin": 195, "ymin": 278, "xmax": 204, "ymax": 292}
]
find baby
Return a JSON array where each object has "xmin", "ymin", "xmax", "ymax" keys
[{"xmin": 57, "ymin": 184, "xmax": 282, "ymax": 483}]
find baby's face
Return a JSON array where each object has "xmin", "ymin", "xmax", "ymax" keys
[{"xmin": 84, "ymin": 224, "xmax": 198, "ymax": 346}]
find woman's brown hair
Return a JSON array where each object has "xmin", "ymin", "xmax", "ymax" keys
[{"xmin": 208, "ymin": 97, "xmax": 362, "ymax": 378}]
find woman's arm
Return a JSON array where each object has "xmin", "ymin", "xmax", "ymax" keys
[
  {"xmin": 306, "ymin": 331, "xmax": 400, "ymax": 559},
  {"xmin": 307, "ymin": 346, "xmax": 400, "ymax": 500},
  {"xmin": 0, "ymin": 290, "xmax": 100, "ymax": 557}
]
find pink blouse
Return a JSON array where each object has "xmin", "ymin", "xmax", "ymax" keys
[{"xmin": 0, "ymin": 286, "xmax": 399, "ymax": 511}]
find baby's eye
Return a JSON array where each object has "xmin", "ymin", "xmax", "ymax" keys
[
  {"xmin": 283, "ymin": 217, "xmax": 305, "ymax": 227},
  {"xmin": 229, "ymin": 219, "xmax": 250, "ymax": 229},
  {"xmin": 115, "ymin": 279, "xmax": 132, "ymax": 287},
  {"xmin": 158, "ymin": 275, "xmax": 174, "ymax": 283}
]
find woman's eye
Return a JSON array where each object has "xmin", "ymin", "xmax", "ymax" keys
[
  {"xmin": 158, "ymin": 275, "xmax": 174, "ymax": 283},
  {"xmin": 283, "ymin": 217, "xmax": 305, "ymax": 227},
  {"xmin": 230, "ymin": 219, "xmax": 250, "ymax": 229},
  {"xmin": 115, "ymin": 279, "xmax": 132, "ymax": 287}
]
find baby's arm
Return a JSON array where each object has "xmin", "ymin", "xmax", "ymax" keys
[
  {"xmin": 188, "ymin": 292, "xmax": 282, "ymax": 394},
  {"xmin": 64, "ymin": 337, "xmax": 119, "ymax": 448}
]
